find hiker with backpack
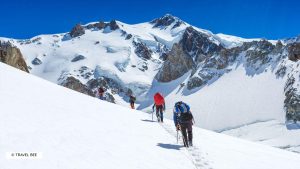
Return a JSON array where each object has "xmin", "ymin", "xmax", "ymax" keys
[
  {"xmin": 129, "ymin": 94, "xmax": 136, "ymax": 109},
  {"xmin": 173, "ymin": 101, "xmax": 194, "ymax": 147},
  {"xmin": 153, "ymin": 92, "xmax": 165, "ymax": 122},
  {"xmin": 98, "ymin": 87, "xmax": 105, "ymax": 100}
]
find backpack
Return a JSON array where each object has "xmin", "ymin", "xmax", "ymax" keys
[
  {"xmin": 130, "ymin": 95, "xmax": 136, "ymax": 102},
  {"xmin": 175, "ymin": 102, "xmax": 193, "ymax": 122},
  {"xmin": 98, "ymin": 87, "xmax": 104, "ymax": 94},
  {"xmin": 154, "ymin": 93, "xmax": 165, "ymax": 105}
]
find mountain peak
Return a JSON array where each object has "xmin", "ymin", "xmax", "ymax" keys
[{"xmin": 150, "ymin": 14, "xmax": 184, "ymax": 29}]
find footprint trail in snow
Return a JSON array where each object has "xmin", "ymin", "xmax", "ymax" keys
[{"xmin": 159, "ymin": 122, "xmax": 213, "ymax": 169}]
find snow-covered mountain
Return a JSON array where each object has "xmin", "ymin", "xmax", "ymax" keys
[
  {"xmin": 1, "ymin": 62, "xmax": 300, "ymax": 169},
  {"xmin": 1, "ymin": 14, "xmax": 300, "ymax": 153}
]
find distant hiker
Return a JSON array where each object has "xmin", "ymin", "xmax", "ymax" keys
[
  {"xmin": 173, "ymin": 101, "xmax": 194, "ymax": 147},
  {"xmin": 153, "ymin": 92, "xmax": 165, "ymax": 122},
  {"xmin": 98, "ymin": 87, "xmax": 105, "ymax": 100},
  {"xmin": 129, "ymin": 95, "xmax": 136, "ymax": 109}
]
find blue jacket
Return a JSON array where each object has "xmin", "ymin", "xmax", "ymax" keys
[{"xmin": 173, "ymin": 102, "xmax": 190, "ymax": 125}]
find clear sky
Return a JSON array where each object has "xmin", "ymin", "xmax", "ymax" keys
[{"xmin": 1, "ymin": 0, "xmax": 300, "ymax": 39}]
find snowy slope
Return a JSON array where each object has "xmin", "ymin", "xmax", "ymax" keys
[
  {"xmin": 0, "ymin": 17, "xmax": 191, "ymax": 101},
  {"xmin": 1, "ymin": 62, "xmax": 300, "ymax": 169},
  {"xmin": 0, "ymin": 63, "xmax": 194, "ymax": 169},
  {"xmin": 146, "ymin": 65, "xmax": 286, "ymax": 131},
  {"xmin": 1, "ymin": 14, "xmax": 300, "ymax": 154},
  {"xmin": 215, "ymin": 33, "xmax": 261, "ymax": 48},
  {"xmin": 140, "ymin": 62, "xmax": 300, "ymax": 153}
]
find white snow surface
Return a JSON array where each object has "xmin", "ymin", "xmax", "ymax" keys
[
  {"xmin": 142, "ymin": 66, "xmax": 286, "ymax": 131},
  {"xmin": 215, "ymin": 33, "xmax": 261, "ymax": 48},
  {"xmin": 1, "ymin": 62, "xmax": 300, "ymax": 169}
]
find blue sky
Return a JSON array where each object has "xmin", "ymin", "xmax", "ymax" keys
[{"xmin": 1, "ymin": 0, "xmax": 300, "ymax": 39}]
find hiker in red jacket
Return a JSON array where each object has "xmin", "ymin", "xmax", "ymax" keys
[{"xmin": 153, "ymin": 92, "xmax": 165, "ymax": 122}]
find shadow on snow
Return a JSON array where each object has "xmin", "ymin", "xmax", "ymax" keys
[{"xmin": 157, "ymin": 143, "xmax": 183, "ymax": 150}]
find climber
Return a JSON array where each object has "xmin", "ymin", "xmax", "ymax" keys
[
  {"xmin": 153, "ymin": 92, "xmax": 165, "ymax": 122},
  {"xmin": 129, "ymin": 94, "xmax": 136, "ymax": 109},
  {"xmin": 98, "ymin": 86, "xmax": 105, "ymax": 100},
  {"xmin": 173, "ymin": 101, "xmax": 194, "ymax": 147}
]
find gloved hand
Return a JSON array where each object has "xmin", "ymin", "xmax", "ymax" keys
[{"xmin": 176, "ymin": 124, "xmax": 180, "ymax": 131}]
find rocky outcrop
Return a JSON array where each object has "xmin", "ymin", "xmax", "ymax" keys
[
  {"xmin": 151, "ymin": 14, "xmax": 184, "ymax": 29},
  {"xmin": 288, "ymin": 42, "xmax": 300, "ymax": 62},
  {"xmin": 0, "ymin": 41, "xmax": 29, "ymax": 72},
  {"xmin": 86, "ymin": 21, "xmax": 106, "ymax": 30},
  {"xmin": 71, "ymin": 55, "xmax": 85, "ymax": 62},
  {"xmin": 155, "ymin": 43, "xmax": 194, "ymax": 82},
  {"xmin": 181, "ymin": 27, "xmax": 223, "ymax": 62},
  {"xmin": 125, "ymin": 34, "xmax": 132, "ymax": 40},
  {"xmin": 32, "ymin": 57, "xmax": 42, "ymax": 65},
  {"xmin": 70, "ymin": 24, "xmax": 85, "ymax": 38},
  {"xmin": 87, "ymin": 77, "xmax": 133, "ymax": 103},
  {"xmin": 243, "ymin": 40, "xmax": 275, "ymax": 68},
  {"xmin": 108, "ymin": 20, "xmax": 119, "ymax": 30},
  {"xmin": 61, "ymin": 76, "xmax": 94, "ymax": 96},
  {"xmin": 187, "ymin": 77, "xmax": 204, "ymax": 90},
  {"xmin": 85, "ymin": 20, "xmax": 119, "ymax": 31},
  {"xmin": 133, "ymin": 41, "xmax": 152, "ymax": 60},
  {"xmin": 95, "ymin": 21, "xmax": 106, "ymax": 30},
  {"xmin": 156, "ymin": 27, "xmax": 224, "ymax": 83},
  {"xmin": 284, "ymin": 76, "xmax": 300, "ymax": 122}
]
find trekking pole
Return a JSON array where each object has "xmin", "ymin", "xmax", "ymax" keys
[
  {"xmin": 176, "ymin": 130, "xmax": 179, "ymax": 144},
  {"xmin": 176, "ymin": 124, "xmax": 180, "ymax": 144},
  {"xmin": 152, "ymin": 111, "xmax": 154, "ymax": 121}
]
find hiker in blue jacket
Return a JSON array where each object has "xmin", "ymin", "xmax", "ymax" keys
[{"xmin": 173, "ymin": 101, "xmax": 194, "ymax": 147}]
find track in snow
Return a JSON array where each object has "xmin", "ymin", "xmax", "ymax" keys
[{"xmin": 158, "ymin": 122, "xmax": 213, "ymax": 169}]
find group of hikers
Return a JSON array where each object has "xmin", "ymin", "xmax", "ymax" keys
[
  {"xmin": 152, "ymin": 92, "xmax": 194, "ymax": 147},
  {"xmin": 97, "ymin": 87, "xmax": 194, "ymax": 147}
]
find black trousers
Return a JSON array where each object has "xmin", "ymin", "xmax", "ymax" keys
[
  {"xmin": 180, "ymin": 121, "xmax": 193, "ymax": 146},
  {"xmin": 156, "ymin": 105, "xmax": 164, "ymax": 122}
]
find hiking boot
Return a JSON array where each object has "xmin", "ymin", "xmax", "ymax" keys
[{"xmin": 188, "ymin": 140, "xmax": 193, "ymax": 147}]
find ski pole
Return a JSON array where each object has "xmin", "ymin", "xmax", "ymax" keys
[
  {"xmin": 152, "ymin": 111, "xmax": 154, "ymax": 121},
  {"xmin": 176, "ymin": 130, "xmax": 178, "ymax": 144}
]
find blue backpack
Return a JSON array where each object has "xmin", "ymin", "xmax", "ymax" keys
[{"xmin": 175, "ymin": 102, "xmax": 193, "ymax": 122}]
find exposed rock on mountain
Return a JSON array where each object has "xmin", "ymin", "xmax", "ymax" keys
[
  {"xmin": 284, "ymin": 75, "xmax": 300, "ymax": 122},
  {"xmin": 125, "ymin": 34, "xmax": 132, "ymax": 40},
  {"xmin": 85, "ymin": 20, "xmax": 120, "ymax": 31},
  {"xmin": 108, "ymin": 20, "xmax": 119, "ymax": 30},
  {"xmin": 181, "ymin": 27, "xmax": 223, "ymax": 61},
  {"xmin": 70, "ymin": 24, "xmax": 85, "ymax": 38},
  {"xmin": 71, "ymin": 55, "xmax": 85, "ymax": 62},
  {"xmin": 288, "ymin": 42, "xmax": 300, "ymax": 62},
  {"xmin": 133, "ymin": 40, "xmax": 152, "ymax": 60},
  {"xmin": 95, "ymin": 21, "xmax": 106, "ymax": 30},
  {"xmin": 60, "ymin": 76, "xmax": 94, "ymax": 96},
  {"xmin": 32, "ymin": 57, "xmax": 42, "ymax": 65},
  {"xmin": 156, "ymin": 43, "xmax": 194, "ymax": 82},
  {"xmin": 0, "ymin": 41, "xmax": 29, "ymax": 72},
  {"xmin": 187, "ymin": 76, "xmax": 203, "ymax": 90},
  {"xmin": 156, "ymin": 26, "xmax": 224, "ymax": 83},
  {"xmin": 151, "ymin": 14, "xmax": 184, "ymax": 29}
]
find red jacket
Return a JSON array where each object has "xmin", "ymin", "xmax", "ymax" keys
[{"xmin": 154, "ymin": 93, "xmax": 165, "ymax": 106}]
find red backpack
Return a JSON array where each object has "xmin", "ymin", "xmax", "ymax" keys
[{"xmin": 154, "ymin": 93, "xmax": 165, "ymax": 105}]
